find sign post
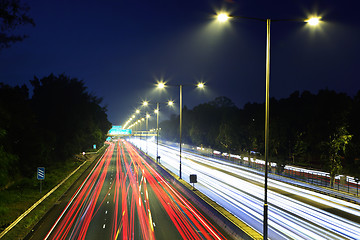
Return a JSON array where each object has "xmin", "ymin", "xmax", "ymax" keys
[{"xmin": 37, "ymin": 167, "xmax": 45, "ymax": 193}]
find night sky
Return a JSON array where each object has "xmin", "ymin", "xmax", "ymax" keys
[{"xmin": 1, "ymin": 0, "xmax": 359, "ymax": 125}]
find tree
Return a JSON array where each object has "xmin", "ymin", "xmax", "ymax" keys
[
  {"xmin": 322, "ymin": 126, "xmax": 352, "ymax": 188},
  {"xmin": 346, "ymin": 90, "xmax": 360, "ymax": 177},
  {"xmin": 0, "ymin": 0, "xmax": 35, "ymax": 49},
  {"xmin": 158, "ymin": 90, "xmax": 360, "ymax": 179},
  {"xmin": 30, "ymin": 74, "xmax": 111, "ymax": 162},
  {"xmin": 0, "ymin": 83, "xmax": 37, "ymax": 178},
  {"xmin": 216, "ymin": 121, "xmax": 237, "ymax": 158},
  {"xmin": 0, "ymin": 128, "xmax": 19, "ymax": 189},
  {"xmin": 160, "ymin": 114, "xmax": 179, "ymax": 142}
]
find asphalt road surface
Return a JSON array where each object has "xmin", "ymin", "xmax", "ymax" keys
[{"xmin": 27, "ymin": 140, "xmax": 227, "ymax": 240}]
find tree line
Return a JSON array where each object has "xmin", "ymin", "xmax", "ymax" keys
[
  {"xmin": 159, "ymin": 90, "xmax": 360, "ymax": 183},
  {"xmin": 0, "ymin": 74, "xmax": 112, "ymax": 188}
]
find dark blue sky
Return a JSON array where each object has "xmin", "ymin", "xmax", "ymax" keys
[{"xmin": 1, "ymin": 0, "xmax": 359, "ymax": 125}]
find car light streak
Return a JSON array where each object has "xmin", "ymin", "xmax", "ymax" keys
[
  {"xmin": 130, "ymin": 138, "xmax": 360, "ymax": 240},
  {"xmin": 45, "ymin": 140, "xmax": 224, "ymax": 240},
  {"xmin": 124, "ymin": 140, "xmax": 226, "ymax": 240}
]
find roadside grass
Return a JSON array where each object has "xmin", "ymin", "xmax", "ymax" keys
[{"xmin": 0, "ymin": 148, "xmax": 105, "ymax": 240}]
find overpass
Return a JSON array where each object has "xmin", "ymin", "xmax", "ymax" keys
[{"xmin": 107, "ymin": 130, "xmax": 156, "ymax": 137}]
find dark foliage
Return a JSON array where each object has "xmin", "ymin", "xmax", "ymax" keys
[
  {"xmin": 0, "ymin": 0, "xmax": 35, "ymax": 49},
  {"xmin": 0, "ymin": 74, "xmax": 111, "ymax": 188},
  {"xmin": 160, "ymin": 90, "xmax": 360, "ymax": 177}
]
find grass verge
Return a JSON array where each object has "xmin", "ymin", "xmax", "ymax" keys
[{"xmin": 0, "ymin": 147, "xmax": 106, "ymax": 240}]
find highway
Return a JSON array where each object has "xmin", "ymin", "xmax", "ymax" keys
[
  {"xmin": 131, "ymin": 138, "xmax": 360, "ymax": 240},
  {"xmin": 42, "ymin": 140, "xmax": 227, "ymax": 240}
]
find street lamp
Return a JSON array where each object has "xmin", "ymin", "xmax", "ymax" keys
[
  {"xmin": 155, "ymin": 105, "xmax": 159, "ymax": 162},
  {"xmin": 154, "ymin": 100, "xmax": 175, "ymax": 163},
  {"xmin": 216, "ymin": 12, "xmax": 321, "ymax": 240},
  {"xmin": 157, "ymin": 81, "xmax": 205, "ymax": 179},
  {"xmin": 146, "ymin": 112, "xmax": 150, "ymax": 153},
  {"xmin": 142, "ymin": 100, "xmax": 149, "ymax": 107}
]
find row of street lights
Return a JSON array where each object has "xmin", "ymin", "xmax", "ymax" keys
[
  {"xmin": 121, "ymin": 11, "xmax": 321, "ymax": 240},
  {"xmin": 124, "ymin": 81, "xmax": 205, "ymax": 179},
  {"xmin": 123, "ymin": 98, "xmax": 175, "ymax": 157},
  {"xmin": 156, "ymin": 82, "xmax": 205, "ymax": 179}
]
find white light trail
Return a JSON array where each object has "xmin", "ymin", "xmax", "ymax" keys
[{"xmin": 129, "ymin": 139, "xmax": 360, "ymax": 240}]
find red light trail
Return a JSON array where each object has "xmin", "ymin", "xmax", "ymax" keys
[{"xmin": 44, "ymin": 140, "xmax": 225, "ymax": 240}]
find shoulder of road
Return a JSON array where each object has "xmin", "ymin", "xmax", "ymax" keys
[{"xmin": 0, "ymin": 146, "xmax": 107, "ymax": 240}]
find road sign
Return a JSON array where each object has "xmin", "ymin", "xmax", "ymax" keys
[
  {"xmin": 108, "ymin": 126, "xmax": 132, "ymax": 136},
  {"xmin": 190, "ymin": 174, "xmax": 197, "ymax": 190},
  {"xmin": 37, "ymin": 167, "xmax": 45, "ymax": 180},
  {"xmin": 190, "ymin": 174, "xmax": 197, "ymax": 183}
]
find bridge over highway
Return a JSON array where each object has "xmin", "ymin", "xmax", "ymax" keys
[
  {"xmin": 107, "ymin": 130, "xmax": 157, "ymax": 137},
  {"xmin": 107, "ymin": 126, "xmax": 157, "ymax": 137}
]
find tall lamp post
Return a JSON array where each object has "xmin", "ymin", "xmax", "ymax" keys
[
  {"xmin": 141, "ymin": 101, "xmax": 149, "ymax": 150},
  {"xmin": 179, "ymin": 84, "xmax": 183, "ymax": 179},
  {"xmin": 154, "ymin": 100, "xmax": 174, "ymax": 163},
  {"xmin": 145, "ymin": 112, "xmax": 150, "ymax": 153},
  {"xmin": 155, "ymin": 103, "xmax": 160, "ymax": 162},
  {"xmin": 157, "ymin": 81, "xmax": 205, "ymax": 179},
  {"xmin": 216, "ymin": 13, "xmax": 321, "ymax": 240}
]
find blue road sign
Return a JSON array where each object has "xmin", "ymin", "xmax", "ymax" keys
[{"xmin": 37, "ymin": 167, "xmax": 45, "ymax": 180}]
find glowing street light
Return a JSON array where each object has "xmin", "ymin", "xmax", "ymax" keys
[
  {"xmin": 306, "ymin": 17, "xmax": 321, "ymax": 26},
  {"xmin": 216, "ymin": 11, "xmax": 321, "ymax": 240},
  {"xmin": 197, "ymin": 82, "xmax": 205, "ymax": 89},
  {"xmin": 217, "ymin": 13, "xmax": 230, "ymax": 22},
  {"xmin": 157, "ymin": 81, "xmax": 166, "ymax": 89}
]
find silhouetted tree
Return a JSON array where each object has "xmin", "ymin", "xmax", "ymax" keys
[
  {"xmin": 30, "ymin": 73, "xmax": 111, "ymax": 162},
  {"xmin": 321, "ymin": 126, "xmax": 352, "ymax": 188},
  {"xmin": 0, "ymin": 0, "xmax": 35, "ymax": 49},
  {"xmin": 0, "ymin": 83, "xmax": 35, "ymax": 184}
]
